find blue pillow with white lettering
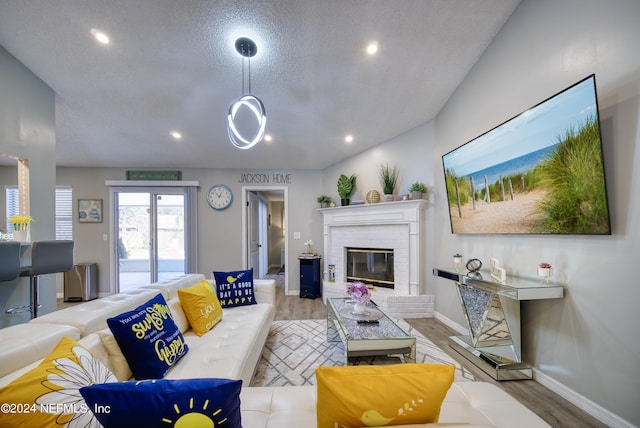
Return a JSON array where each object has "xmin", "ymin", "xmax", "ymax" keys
[
  {"xmin": 80, "ymin": 377, "xmax": 242, "ymax": 428},
  {"xmin": 213, "ymin": 268, "xmax": 257, "ymax": 308},
  {"xmin": 106, "ymin": 293, "xmax": 188, "ymax": 379}
]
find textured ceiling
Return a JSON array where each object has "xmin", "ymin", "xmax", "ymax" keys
[{"xmin": 0, "ymin": 0, "xmax": 520, "ymax": 170}]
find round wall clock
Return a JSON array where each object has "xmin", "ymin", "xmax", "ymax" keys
[{"xmin": 207, "ymin": 184, "xmax": 233, "ymax": 210}]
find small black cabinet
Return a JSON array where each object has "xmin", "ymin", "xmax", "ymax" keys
[{"xmin": 299, "ymin": 256, "xmax": 322, "ymax": 299}]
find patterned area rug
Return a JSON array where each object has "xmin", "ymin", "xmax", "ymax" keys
[{"xmin": 250, "ymin": 319, "xmax": 476, "ymax": 387}]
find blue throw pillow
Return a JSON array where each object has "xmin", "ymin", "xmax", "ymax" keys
[
  {"xmin": 106, "ymin": 293, "xmax": 188, "ymax": 379},
  {"xmin": 213, "ymin": 268, "xmax": 257, "ymax": 308},
  {"xmin": 80, "ymin": 378, "xmax": 242, "ymax": 428}
]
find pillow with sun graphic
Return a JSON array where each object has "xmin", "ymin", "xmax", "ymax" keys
[
  {"xmin": 107, "ymin": 293, "xmax": 189, "ymax": 380},
  {"xmin": 0, "ymin": 336, "xmax": 116, "ymax": 428},
  {"xmin": 177, "ymin": 279, "xmax": 223, "ymax": 336},
  {"xmin": 316, "ymin": 363, "xmax": 455, "ymax": 427},
  {"xmin": 212, "ymin": 268, "xmax": 257, "ymax": 308},
  {"xmin": 80, "ymin": 377, "xmax": 242, "ymax": 428}
]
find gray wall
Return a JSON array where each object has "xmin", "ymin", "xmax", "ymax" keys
[
  {"xmin": 323, "ymin": 1, "xmax": 640, "ymax": 425},
  {"xmin": 56, "ymin": 167, "xmax": 323, "ymax": 296},
  {"xmin": 0, "ymin": 45, "xmax": 56, "ymax": 327},
  {"xmin": 434, "ymin": 1, "xmax": 639, "ymax": 425}
]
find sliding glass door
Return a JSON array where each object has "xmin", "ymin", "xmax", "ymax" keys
[{"xmin": 114, "ymin": 190, "xmax": 186, "ymax": 292}]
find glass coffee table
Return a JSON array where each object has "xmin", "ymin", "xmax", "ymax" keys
[{"xmin": 327, "ymin": 298, "xmax": 416, "ymax": 364}]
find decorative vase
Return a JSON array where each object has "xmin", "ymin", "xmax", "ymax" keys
[
  {"xmin": 320, "ymin": 202, "xmax": 329, "ymax": 208},
  {"xmin": 12, "ymin": 230, "xmax": 28, "ymax": 242},
  {"xmin": 538, "ymin": 267, "xmax": 552, "ymax": 277},
  {"xmin": 538, "ymin": 267, "xmax": 552, "ymax": 284},
  {"xmin": 366, "ymin": 190, "xmax": 380, "ymax": 204},
  {"xmin": 382, "ymin": 194, "xmax": 394, "ymax": 202},
  {"xmin": 353, "ymin": 302, "xmax": 366, "ymax": 315},
  {"xmin": 410, "ymin": 191, "xmax": 423, "ymax": 200},
  {"xmin": 340, "ymin": 198, "xmax": 350, "ymax": 206}
]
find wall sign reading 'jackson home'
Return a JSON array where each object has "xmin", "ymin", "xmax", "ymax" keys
[{"xmin": 239, "ymin": 172, "xmax": 292, "ymax": 184}]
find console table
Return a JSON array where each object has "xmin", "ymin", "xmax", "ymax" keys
[{"xmin": 433, "ymin": 267, "xmax": 564, "ymax": 380}]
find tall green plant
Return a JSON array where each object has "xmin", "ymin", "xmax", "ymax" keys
[
  {"xmin": 379, "ymin": 163, "xmax": 399, "ymax": 195},
  {"xmin": 534, "ymin": 116, "xmax": 610, "ymax": 233}
]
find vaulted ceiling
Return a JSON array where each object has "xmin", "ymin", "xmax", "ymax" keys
[{"xmin": 0, "ymin": 0, "xmax": 520, "ymax": 169}]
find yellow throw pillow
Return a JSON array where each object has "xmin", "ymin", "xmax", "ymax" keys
[
  {"xmin": 0, "ymin": 336, "xmax": 116, "ymax": 428},
  {"xmin": 178, "ymin": 279, "xmax": 223, "ymax": 336},
  {"xmin": 97, "ymin": 329, "xmax": 133, "ymax": 381},
  {"xmin": 316, "ymin": 363, "xmax": 455, "ymax": 428}
]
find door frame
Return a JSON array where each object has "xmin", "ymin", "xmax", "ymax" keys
[
  {"xmin": 106, "ymin": 180, "xmax": 199, "ymax": 295},
  {"xmin": 241, "ymin": 186, "xmax": 288, "ymax": 294},
  {"xmin": 246, "ymin": 191, "xmax": 267, "ymax": 277}
]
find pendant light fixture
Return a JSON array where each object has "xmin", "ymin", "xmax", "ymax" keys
[{"xmin": 228, "ymin": 37, "xmax": 266, "ymax": 150}]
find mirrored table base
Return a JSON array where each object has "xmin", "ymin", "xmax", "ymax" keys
[{"xmin": 449, "ymin": 335, "xmax": 533, "ymax": 380}]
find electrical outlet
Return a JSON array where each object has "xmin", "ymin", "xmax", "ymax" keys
[
  {"xmin": 103, "ymin": 234, "xmax": 108, "ymax": 241},
  {"xmin": 293, "ymin": 232, "xmax": 301, "ymax": 239}
]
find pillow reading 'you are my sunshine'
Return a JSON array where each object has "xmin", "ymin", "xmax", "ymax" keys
[
  {"xmin": 213, "ymin": 268, "xmax": 257, "ymax": 308},
  {"xmin": 80, "ymin": 377, "xmax": 242, "ymax": 428},
  {"xmin": 106, "ymin": 293, "xmax": 188, "ymax": 379}
]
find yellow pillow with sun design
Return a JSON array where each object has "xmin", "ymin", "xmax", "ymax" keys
[
  {"xmin": 79, "ymin": 377, "xmax": 242, "ymax": 428},
  {"xmin": 0, "ymin": 336, "xmax": 116, "ymax": 428},
  {"xmin": 178, "ymin": 279, "xmax": 223, "ymax": 336},
  {"xmin": 316, "ymin": 363, "xmax": 455, "ymax": 428}
]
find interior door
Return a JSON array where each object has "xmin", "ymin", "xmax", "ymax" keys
[
  {"xmin": 247, "ymin": 191, "xmax": 260, "ymax": 274},
  {"xmin": 258, "ymin": 196, "xmax": 268, "ymax": 277}
]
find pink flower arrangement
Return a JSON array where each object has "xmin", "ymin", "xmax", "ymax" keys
[{"xmin": 347, "ymin": 281, "xmax": 371, "ymax": 304}]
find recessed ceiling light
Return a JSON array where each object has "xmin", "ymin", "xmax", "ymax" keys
[
  {"xmin": 170, "ymin": 131, "xmax": 182, "ymax": 140},
  {"xmin": 345, "ymin": 134, "xmax": 354, "ymax": 143},
  {"xmin": 264, "ymin": 134, "xmax": 273, "ymax": 142},
  {"xmin": 366, "ymin": 41, "xmax": 378, "ymax": 55},
  {"xmin": 91, "ymin": 29, "xmax": 110, "ymax": 45}
]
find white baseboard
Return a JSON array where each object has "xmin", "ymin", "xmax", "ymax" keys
[
  {"xmin": 533, "ymin": 369, "xmax": 633, "ymax": 428},
  {"xmin": 56, "ymin": 293, "xmax": 64, "ymax": 299},
  {"xmin": 435, "ymin": 312, "xmax": 629, "ymax": 427},
  {"xmin": 433, "ymin": 311, "xmax": 469, "ymax": 335}
]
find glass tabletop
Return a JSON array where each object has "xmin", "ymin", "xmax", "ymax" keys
[
  {"xmin": 433, "ymin": 267, "xmax": 564, "ymax": 300},
  {"xmin": 327, "ymin": 298, "xmax": 412, "ymax": 341}
]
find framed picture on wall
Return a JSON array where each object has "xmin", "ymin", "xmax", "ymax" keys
[{"xmin": 78, "ymin": 198, "xmax": 103, "ymax": 223}]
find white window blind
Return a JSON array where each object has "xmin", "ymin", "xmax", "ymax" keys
[
  {"xmin": 4, "ymin": 186, "xmax": 73, "ymax": 239},
  {"xmin": 56, "ymin": 187, "xmax": 73, "ymax": 240},
  {"xmin": 5, "ymin": 186, "xmax": 19, "ymax": 233}
]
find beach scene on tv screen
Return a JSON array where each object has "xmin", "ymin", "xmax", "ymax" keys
[{"xmin": 443, "ymin": 76, "xmax": 610, "ymax": 234}]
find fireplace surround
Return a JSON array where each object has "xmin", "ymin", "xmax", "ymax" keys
[{"xmin": 319, "ymin": 200, "xmax": 434, "ymax": 318}]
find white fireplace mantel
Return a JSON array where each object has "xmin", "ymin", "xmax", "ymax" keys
[{"xmin": 319, "ymin": 200, "xmax": 434, "ymax": 318}]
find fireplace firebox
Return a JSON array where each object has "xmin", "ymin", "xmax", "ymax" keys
[{"xmin": 345, "ymin": 247, "xmax": 394, "ymax": 289}]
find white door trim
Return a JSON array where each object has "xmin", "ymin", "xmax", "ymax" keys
[{"xmin": 241, "ymin": 186, "xmax": 289, "ymax": 294}]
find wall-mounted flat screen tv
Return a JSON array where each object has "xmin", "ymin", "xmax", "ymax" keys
[{"xmin": 442, "ymin": 75, "xmax": 611, "ymax": 235}]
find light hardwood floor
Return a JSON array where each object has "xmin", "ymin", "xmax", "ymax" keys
[
  {"xmin": 57, "ymin": 275, "xmax": 606, "ymax": 427},
  {"xmin": 269, "ymin": 276, "xmax": 606, "ymax": 428}
]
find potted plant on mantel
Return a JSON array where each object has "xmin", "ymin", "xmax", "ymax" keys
[
  {"xmin": 337, "ymin": 174, "xmax": 357, "ymax": 206},
  {"xmin": 408, "ymin": 181, "xmax": 428, "ymax": 200},
  {"xmin": 379, "ymin": 163, "xmax": 399, "ymax": 202},
  {"xmin": 316, "ymin": 195, "xmax": 332, "ymax": 208}
]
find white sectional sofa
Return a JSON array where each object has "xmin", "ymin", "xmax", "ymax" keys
[{"xmin": 0, "ymin": 274, "xmax": 550, "ymax": 427}]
